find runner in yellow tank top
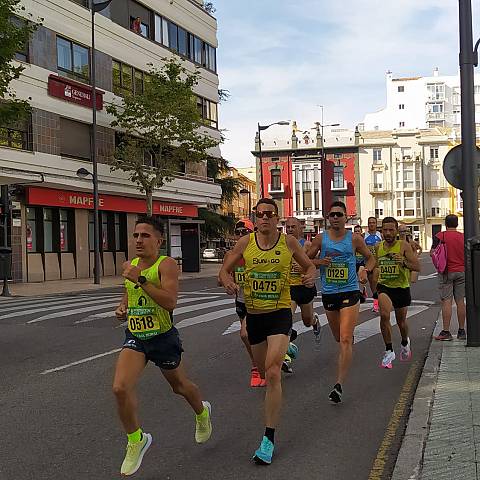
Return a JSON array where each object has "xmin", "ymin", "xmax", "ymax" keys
[
  {"xmin": 219, "ymin": 198, "xmax": 316, "ymax": 466},
  {"xmin": 113, "ymin": 216, "xmax": 212, "ymax": 476},
  {"xmin": 371, "ymin": 217, "xmax": 420, "ymax": 370}
]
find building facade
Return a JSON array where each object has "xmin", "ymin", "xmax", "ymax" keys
[
  {"xmin": 358, "ymin": 128, "xmax": 457, "ymax": 249},
  {"xmin": 253, "ymin": 122, "xmax": 359, "ymax": 233},
  {"xmin": 220, "ymin": 167, "xmax": 257, "ymax": 220},
  {"xmin": 2, "ymin": 0, "xmax": 222, "ymax": 281}
]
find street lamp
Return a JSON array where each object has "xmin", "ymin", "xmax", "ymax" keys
[
  {"xmin": 239, "ymin": 187, "xmax": 251, "ymax": 220},
  {"xmin": 257, "ymin": 120, "xmax": 289, "ymax": 198},
  {"xmin": 76, "ymin": 167, "xmax": 100, "ymax": 284}
]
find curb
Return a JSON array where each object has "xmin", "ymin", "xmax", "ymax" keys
[{"xmin": 391, "ymin": 315, "xmax": 443, "ymax": 480}]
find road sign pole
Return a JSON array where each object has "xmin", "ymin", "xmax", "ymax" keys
[{"xmin": 459, "ymin": 0, "xmax": 480, "ymax": 346}]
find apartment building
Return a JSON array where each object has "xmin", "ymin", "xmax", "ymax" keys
[
  {"xmin": 220, "ymin": 167, "xmax": 257, "ymax": 221},
  {"xmin": 2, "ymin": 0, "xmax": 222, "ymax": 281},
  {"xmin": 358, "ymin": 128, "xmax": 455, "ymax": 249}
]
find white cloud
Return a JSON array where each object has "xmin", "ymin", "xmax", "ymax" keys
[{"xmin": 216, "ymin": 1, "xmax": 479, "ymax": 168}]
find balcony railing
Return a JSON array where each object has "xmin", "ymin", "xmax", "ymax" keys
[
  {"xmin": 369, "ymin": 183, "xmax": 391, "ymax": 193},
  {"xmin": 331, "ymin": 179, "xmax": 348, "ymax": 191},
  {"xmin": 426, "ymin": 112, "xmax": 445, "ymax": 121},
  {"xmin": 294, "ymin": 209, "xmax": 323, "ymax": 217},
  {"xmin": 428, "ymin": 208, "xmax": 450, "ymax": 218},
  {"xmin": 425, "ymin": 182, "xmax": 450, "ymax": 192},
  {"xmin": 268, "ymin": 182, "xmax": 284, "ymax": 194}
]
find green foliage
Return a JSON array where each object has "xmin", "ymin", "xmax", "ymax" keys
[
  {"xmin": 0, "ymin": 0, "xmax": 40, "ymax": 124},
  {"xmin": 107, "ymin": 58, "xmax": 220, "ymax": 215},
  {"xmin": 207, "ymin": 157, "xmax": 242, "ymax": 208},
  {"xmin": 198, "ymin": 207, "xmax": 235, "ymax": 239}
]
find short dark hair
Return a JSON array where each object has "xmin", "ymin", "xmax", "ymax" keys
[
  {"xmin": 256, "ymin": 198, "xmax": 278, "ymax": 215},
  {"xmin": 136, "ymin": 215, "xmax": 164, "ymax": 235},
  {"xmin": 382, "ymin": 216, "xmax": 398, "ymax": 229},
  {"xmin": 329, "ymin": 201, "xmax": 347, "ymax": 213},
  {"xmin": 368, "ymin": 216, "xmax": 377, "ymax": 224},
  {"xmin": 445, "ymin": 214, "xmax": 458, "ymax": 228}
]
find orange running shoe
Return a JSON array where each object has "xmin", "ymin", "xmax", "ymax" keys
[{"xmin": 250, "ymin": 367, "xmax": 262, "ymax": 387}]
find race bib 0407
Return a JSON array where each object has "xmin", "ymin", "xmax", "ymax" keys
[{"xmin": 379, "ymin": 259, "xmax": 399, "ymax": 281}]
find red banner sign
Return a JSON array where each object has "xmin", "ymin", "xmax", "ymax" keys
[
  {"xmin": 47, "ymin": 75, "xmax": 104, "ymax": 110},
  {"xmin": 26, "ymin": 187, "xmax": 198, "ymax": 217}
]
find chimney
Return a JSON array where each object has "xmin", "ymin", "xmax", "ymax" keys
[{"xmin": 433, "ymin": 67, "xmax": 439, "ymax": 77}]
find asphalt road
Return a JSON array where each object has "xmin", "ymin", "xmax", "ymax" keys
[{"xmin": 1, "ymin": 255, "xmax": 441, "ymax": 480}]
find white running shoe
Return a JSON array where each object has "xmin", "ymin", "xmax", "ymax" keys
[
  {"xmin": 381, "ymin": 350, "xmax": 396, "ymax": 369},
  {"xmin": 400, "ymin": 339, "xmax": 412, "ymax": 361}
]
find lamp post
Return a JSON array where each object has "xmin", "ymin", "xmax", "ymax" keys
[
  {"xmin": 239, "ymin": 187, "xmax": 252, "ymax": 220},
  {"xmin": 77, "ymin": 167, "xmax": 100, "ymax": 284},
  {"xmin": 257, "ymin": 121, "xmax": 289, "ymax": 198}
]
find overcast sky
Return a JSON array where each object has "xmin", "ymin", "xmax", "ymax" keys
[{"xmin": 215, "ymin": 1, "xmax": 480, "ymax": 168}]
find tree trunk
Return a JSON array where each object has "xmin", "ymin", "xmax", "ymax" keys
[{"xmin": 146, "ymin": 189, "xmax": 153, "ymax": 216}]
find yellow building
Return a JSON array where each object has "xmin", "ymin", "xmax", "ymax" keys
[{"xmin": 220, "ymin": 167, "xmax": 257, "ymax": 220}]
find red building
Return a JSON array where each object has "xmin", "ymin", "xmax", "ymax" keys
[{"xmin": 253, "ymin": 123, "xmax": 360, "ymax": 232}]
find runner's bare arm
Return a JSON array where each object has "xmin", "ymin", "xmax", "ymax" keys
[
  {"xmin": 219, "ymin": 235, "xmax": 249, "ymax": 294},
  {"xmin": 353, "ymin": 234, "xmax": 376, "ymax": 272},
  {"xmin": 306, "ymin": 233, "xmax": 330, "ymax": 266},
  {"xmin": 115, "ymin": 290, "xmax": 128, "ymax": 321},
  {"xmin": 133, "ymin": 257, "xmax": 179, "ymax": 311},
  {"xmin": 286, "ymin": 235, "xmax": 316, "ymax": 287},
  {"xmin": 402, "ymin": 240, "xmax": 421, "ymax": 272},
  {"xmin": 218, "ymin": 250, "xmax": 234, "ymax": 286}
]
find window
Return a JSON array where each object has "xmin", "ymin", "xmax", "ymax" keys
[
  {"xmin": 399, "ymin": 104, "xmax": 405, "ymax": 110},
  {"xmin": 334, "ymin": 153, "xmax": 342, "ymax": 159},
  {"xmin": 303, "ymin": 190, "xmax": 312, "ymax": 209},
  {"xmin": 60, "ymin": 118, "xmax": 91, "ymax": 160},
  {"xmin": 130, "ymin": 16, "xmax": 148, "ymax": 37},
  {"xmin": 271, "ymin": 169, "xmax": 281, "ymax": 190},
  {"xmin": 429, "ymin": 103, "xmax": 443, "ymax": 113},
  {"xmin": 0, "ymin": 122, "xmax": 29, "ymax": 150},
  {"xmin": 373, "ymin": 148, "xmax": 382, "ymax": 164},
  {"xmin": 194, "ymin": 36, "xmax": 203, "ymax": 64},
  {"xmin": 399, "ymin": 121, "xmax": 405, "ymax": 127},
  {"xmin": 430, "ymin": 147, "xmax": 439, "ymax": 160},
  {"xmin": 168, "ymin": 21, "xmax": 178, "ymax": 51},
  {"xmin": 154, "ymin": 14, "xmax": 162, "ymax": 43},
  {"xmin": 12, "ymin": 17, "xmax": 28, "ymax": 62},
  {"xmin": 375, "ymin": 208, "xmax": 384, "ymax": 217},
  {"xmin": 197, "ymin": 96, "xmax": 218, "ymax": 129},
  {"xmin": 398, "ymin": 85, "xmax": 404, "ymax": 92},
  {"xmin": 112, "ymin": 60, "xmax": 144, "ymax": 96},
  {"xmin": 333, "ymin": 165, "xmax": 344, "ymax": 188},
  {"xmin": 404, "ymin": 194, "xmax": 415, "ymax": 216},
  {"xmin": 204, "ymin": 43, "xmax": 216, "ymax": 71},
  {"xmin": 431, "ymin": 206, "xmax": 441, "ymax": 216},
  {"xmin": 427, "ymin": 83, "xmax": 445, "ymax": 100},
  {"xmin": 43, "ymin": 208, "xmax": 54, "ymax": 253},
  {"xmin": 57, "ymin": 36, "xmax": 89, "ymax": 81},
  {"xmin": 178, "ymin": 27, "xmax": 188, "ymax": 56}
]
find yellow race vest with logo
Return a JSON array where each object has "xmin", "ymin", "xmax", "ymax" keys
[
  {"xmin": 377, "ymin": 241, "xmax": 410, "ymax": 288},
  {"xmin": 125, "ymin": 256, "xmax": 173, "ymax": 339},
  {"xmin": 243, "ymin": 233, "xmax": 292, "ymax": 310}
]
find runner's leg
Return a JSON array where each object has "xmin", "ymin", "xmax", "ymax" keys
[
  {"xmin": 240, "ymin": 318, "xmax": 255, "ymax": 366},
  {"xmin": 336, "ymin": 303, "xmax": 358, "ymax": 385},
  {"xmin": 395, "ymin": 306, "xmax": 409, "ymax": 343},
  {"xmin": 378, "ymin": 292, "xmax": 396, "ymax": 368}
]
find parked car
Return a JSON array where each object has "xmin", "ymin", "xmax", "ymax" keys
[{"xmin": 202, "ymin": 248, "xmax": 217, "ymax": 259}]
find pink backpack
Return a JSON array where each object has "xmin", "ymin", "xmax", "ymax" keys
[{"xmin": 431, "ymin": 233, "xmax": 448, "ymax": 274}]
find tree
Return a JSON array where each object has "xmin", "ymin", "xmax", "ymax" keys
[
  {"xmin": 207, "ymin": 157, "xmax": 242, "ymax": 208},
  {"xmin": 0, "ymin": 0, "xmax": 39, "ymax": 125},
  {"xmin": 107, "ymin": 58, "xmax": 219, "ymax": 215}
]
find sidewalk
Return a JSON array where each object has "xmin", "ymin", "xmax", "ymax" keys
[
  {"xmin": 2, "ymin": 262, "xmax": 221, "ymax": 297},
  {"xmin": 392, "ymin": 311, "xmax": 480, "ymax": 480}
]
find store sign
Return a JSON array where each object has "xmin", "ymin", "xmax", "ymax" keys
[
  {"xmin": 26, "ymin": 187, "xmax": 198, "ymax": 217},
  {"xmin": 47, "ymin": 75, "xmax": 104, "ymax": 110}
]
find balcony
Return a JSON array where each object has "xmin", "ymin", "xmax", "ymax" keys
[
  {"xmin": 425, "ymin": 182, "xmax": 450, "ymax": 192},
  {"xmin": 369, "ymin": 183, "xmax": 391, "ymax": 194},
  {"xmin": 426, "ymin": 112, "xmax": 445, "ymax": 121},
  {"xmin": 330, "ymin": 179, "xmax": 348, "ymax": 191},
  {"xmin": 268, "ymin": 182, "xmax": 284, "ymax": 194},
  {"xmin": 395, "ymin": 155, "xmax": 421, "ymax": 163},
  {"xmin": 371, "ymin": 161, "xmax": 385, "ymax": 170},
  {"xmin": 427, "ymin": 208, "xmax": 450, "ymax": 219},
  {"xmin": 294, "ymin": 209, "xmax": 323, "ymax": 218}
]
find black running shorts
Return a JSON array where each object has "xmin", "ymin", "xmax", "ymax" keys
[
  {"xmin": 322, "ymin": 291, "xmax": 361, "ymax": 311},
  {"xmin": 122, "ymin": 327, "xmax": 183, "ymax": 370},
  {"xmin": 235, "ymin": 300, "xmax": 247, "ymax": 320},
  {"xmin": 377, "ymin": 284, "xmax": 411, "ymax": 309},
  {"xmin": 290, "ymin": 285, "xmax": 317, "ymax": 305},
  {"xmin": 246, "ymin": 309, "xmax": 293, "ymax": 345}
]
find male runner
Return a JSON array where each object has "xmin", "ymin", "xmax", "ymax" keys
[
  {"xmin": 364, "ymin": 217, "xmax": 383, "ymax": 312},
  {"xmin": 398, "ymin": 223, "xmax": 422, "ymax": 283},
  {"xmin": 308, "ymin": 202, "xmax": 375, "ymax": 403},
  {"xmin": 286, "ymin": 217, "xmax": 321, "ymax": 344},
  {"xmin": 372, "ymin": 217, "xmax": 420, "ymax": 369},
  {"xmin": 113, "ymin": 216, "xmax": 212, "ymax": 476},
  {"xmin": 219, "ymin": 198, "xmax": 316, "ymax": 465},
  {"xmin": 221, "ymin": 219, "xmax": 265, "ymax": 387}
]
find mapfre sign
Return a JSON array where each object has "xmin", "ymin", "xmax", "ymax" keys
[{"xmin": 26, "ymin": 187, "xmax": 198, "ymax": 218}]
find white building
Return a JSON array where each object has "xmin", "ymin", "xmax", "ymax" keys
[
  {"xmin": 1, "ymin": 0, "xmax": 222, "ymax": 281},
  {"xmin": 358, "ymin": 128, "xmax": 456, "ymax": 249},
  {"xmin": 361, "ymin": 68, "xmax": 480, "ymax": 134}
]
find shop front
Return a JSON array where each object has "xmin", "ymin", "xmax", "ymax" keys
[{"xmin": 22, "ymin": 186, "xmax": 201, "ymax": 282}]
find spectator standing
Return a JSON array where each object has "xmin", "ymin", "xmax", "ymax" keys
[{"xmin": 431, "ymin": 214, "xmax": 466, "ymax": 341}]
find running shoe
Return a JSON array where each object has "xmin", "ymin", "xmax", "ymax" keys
[
  {"xmin": 328, "ymin": 384, "xmax": 342, "ymax": 404},
  {"xmin": 400, "ymin": 339, "xmax": 412, "ymax": 361},
  {"xmin": 287, "ymin": 342, "xmax": 299, "ymax": 359},
  {"xmin": 457, "ymin": 329, "xmax": 467, "ymax": 340},
  {"xmin": 372, "ymin": 299, "xmax": 379, "ymax": 313},
  {"xmin": 195, "ymin": 401, "xmax": 212, "ymax": 444},
  {"xmin": 120, "ymin": 432, "xmax": 152, "ymax": 476},
  {"xmin": 312, "ymin": 313, "xmax": 322, "ymax": 344},
  {"xmin": 258, "ymin": 378, "xmax": 267, "ymax": 387},
  {"xmin": 253, "ymin": 436, "xmax": 274, "ymax": 465},
  {"xmin": 282, "ymin": 354, "xmax": 293, "ymax": 374},
  {"xmin": 381, "ymin": 350, "xmax": 396, "ymax": 369},
  {"xmin": 250, "ymin": 367, "xmax": 262, "ymax": 387},
  {"xmin": 434, "ymin": 330, "xmax": 453, "ymax": 341}
]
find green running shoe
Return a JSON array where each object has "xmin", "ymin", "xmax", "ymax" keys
[
  {"xmin": 195, "ymin": 401, "xmax": 212, "ymax": 444},
  {"xmin": 120, "ymin": 432, "xmax": 152, "ymax": 476}
]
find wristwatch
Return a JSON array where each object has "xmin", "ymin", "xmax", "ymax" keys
[{"xmin": 134, "ymin": 275, "xmax": 147, "ymax": 289}]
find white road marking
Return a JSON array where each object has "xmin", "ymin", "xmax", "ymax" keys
[
  {"xmin": 418, "ymin": 273, "xmax": 437, "ymax": 281},
  {"xmin": 175, "ymin": 307, "xmax": 236, "ymax": 329},
  {"xmin": 174, "ymin": 298, "xmax": 233, "ymax": 316},
  {"xmin": 40, "ymin": 348, "xmax": 122, "ymax": 375},
  {"xmin": 27, "ymin": 302, "xmax": 120, "ymax": 324}
]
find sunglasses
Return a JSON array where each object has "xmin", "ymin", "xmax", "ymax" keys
[
  {"xmin": 255, "ymin": 210, "xmax": 277, "ymax": 219},
  {"xmin": 328, "ymin": 212, "xmax": 345, "ymax": 218}
]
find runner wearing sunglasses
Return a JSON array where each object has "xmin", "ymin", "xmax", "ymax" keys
[
  {"xmin": 219, "ymin": 198, "xmax": 316, "ymax": 465},
  {"xmin": 307, "ymin": 201, "xmax": 375, "ymax": 403}
]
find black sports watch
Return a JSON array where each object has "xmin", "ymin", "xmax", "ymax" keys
[{"xmin": 134, "ymin": 275, "xmax": 147, "ymax": 289}]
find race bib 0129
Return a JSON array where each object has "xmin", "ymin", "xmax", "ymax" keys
[{"xmin": 325, "ymin": 262, "xmax": 349, "ymax": 285}]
